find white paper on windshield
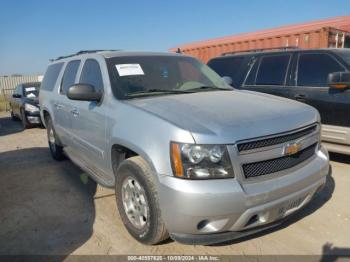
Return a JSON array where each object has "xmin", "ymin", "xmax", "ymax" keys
[
  {"xmin": 25, "ymin": 87, "xmax": 36, "ymax": 91},
  {"xmin": 27, "ymin": 93, "xmax": 36, "ymax": 98},
  {"xmin": 115, "ymin": 64, "xmax": 144, "ymax": 76}
]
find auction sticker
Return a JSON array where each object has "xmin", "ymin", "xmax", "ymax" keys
[{"xmin": 116, "ymin": 64, "xmax": 144, "ymax": 76}]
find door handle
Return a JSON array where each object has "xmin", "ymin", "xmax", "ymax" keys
[
  {"xmin": 294, "ymin": 94, "xmax": 307, "ymax": 101},
  {"xmin": 71, "ymin": 108, "xmax": 79, "ymax": 117}
]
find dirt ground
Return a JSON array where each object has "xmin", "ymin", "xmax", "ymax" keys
[{"xmin": 0, "ymin": 112, "xmax": 349, "ymax": 256}]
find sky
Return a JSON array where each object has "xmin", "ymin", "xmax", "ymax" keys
[{"xmin": 0, "ymin": 0, "xmax": 349, "ymax": 75}]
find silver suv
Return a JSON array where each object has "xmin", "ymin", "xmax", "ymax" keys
[{"xmin": 39, "ymin": 50, "xmax": 330, "ymax": 245}]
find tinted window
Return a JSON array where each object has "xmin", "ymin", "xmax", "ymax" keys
[
  {"xmin": 79, "ymin": 59, "xmax": 103, "ymax": 92},
  {"xmin": 297, "ymin": 53, "xmax": 345, "ymax": 87},
  {"xmin": 61, "ymin": 60, "xmax": 80, "ymax": 95},
  {"xmin": 14, "ymin": 85, "xmax": 20, "ymax": 95},
  {"xmin": 244, "ymin": 58, "xmax": 259, "ymax": 85},
  {"xmin": 256, "ymin": 55, "xmax": 290, "ymax": 85},
  {"xmin": 41, "ymin": 63, "xmax": 64, "ymax": 91},
  {"xmin": 208, "ymin": 57, "xmax": 245, "ymax": 86}
]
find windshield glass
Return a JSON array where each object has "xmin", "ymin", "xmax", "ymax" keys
[
  {"xmin": 23, "ymin": 84, "xmax": 40, "ymax": 98},
  {"xmin": 335, "ymin": 50, "xmax": 350, "ymax": 65},
  {"xmin": 106, "ymin": 55, "xmax": 233, "ymax": 99}
]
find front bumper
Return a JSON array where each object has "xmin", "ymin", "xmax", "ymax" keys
[
  {"xmin": 24, "ymin": 111, "xmax": 42, "ymax": 125},
  {"xmin": 158, "ymin": 146, "xmax": 329, "ymax": 245}
]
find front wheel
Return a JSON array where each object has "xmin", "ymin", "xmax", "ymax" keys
[
  {"xmin": 20, "ymin": 109, "xmax": 30, "ymax": 129},
  {"xmin": 115, "ymin": 156, "xmax": 168, "ymax": 245},
  {"xmin": 46, "ymin": 116, "xmax": 65, "ymax": 161},
  {"xmin": 10, "ymin": 110, "xmax": 17, "ymax": 121}
]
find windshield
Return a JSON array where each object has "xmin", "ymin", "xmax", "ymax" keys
[
  {"xmin": 23, "ymin": 84, "xmax": 40, "ymax": 98},
  {"xmin": 335, "ymin": 50, "xmax": 350, "ymax": 65},
  {"xmin": 106, "ymin": 55, "xmax": 233, "ymax": 99}
]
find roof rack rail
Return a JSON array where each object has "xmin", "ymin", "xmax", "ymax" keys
[
  {"xmin": 221, "ymin": 46, "xmax": 299, "ymax": 56},
  {"xmin": 53, "ymin": 49, "xmax": 120, "ymax": 61}
]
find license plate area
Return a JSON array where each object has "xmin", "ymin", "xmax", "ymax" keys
[{"xmin": 277, "ymin": 195, "xmax": 307, "ymax": 217}]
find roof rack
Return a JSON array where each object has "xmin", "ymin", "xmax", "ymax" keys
[
  {"xmin": 221, "ymin": 46, "xmax": 299, "ymax": 56},
  {"xmin": 52, "ymin": 49, "xmax": 120, "ymax": 61}
]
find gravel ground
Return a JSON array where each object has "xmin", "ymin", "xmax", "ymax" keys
[{"xmin": 0, "ymin": 111, "xmax": 349, "ymax": 256}]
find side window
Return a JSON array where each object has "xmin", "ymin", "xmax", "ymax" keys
[
  {"xmin": 13, "ymin": 86, "xmax": 19, "ymax": 95},
  {"xmin": 41, "ymin": 63, "xmax": 64, "ymax": 91},
  {"xmin": 79, "ymin": 59, "xmax": 103, "ymax": 92},
  {"xmin": 297, "ymin": 53, "xmax": 345, "ymax": 87},
  {"xmin": 61, "ymin": 60, "xmax": 81, "ymax": 95},
  {"xmin": 244, "ymin": 57, "xmax": 259, "ymax": 85},
  {"xmin": 256, "ymin": 55, "xmax": 290, "ymax": 85}
]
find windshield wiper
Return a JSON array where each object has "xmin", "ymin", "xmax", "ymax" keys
[
  {"xmin": 125, "ymin": 89, "xmax": 193, "ymax": 97},
  {"xmin": 186, "ymin": 86, "xmax": 232, "ymax": 92}
]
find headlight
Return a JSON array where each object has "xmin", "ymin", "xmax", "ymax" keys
[
  {"xmin": 170, "ymin": 142, "xmax": 234, "ymax": 179},
  {"xmin": 24, "ymin": 103, "xmax": 39, "ymax": 113}
]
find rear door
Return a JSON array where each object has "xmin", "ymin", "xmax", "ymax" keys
[
  {"xmin": 289, "ymin": 52, "xmax": 348, "ymax": 126},
  {"xmin": 54, "ymin": 60, "xmax": 81, "ymax": 145},
  {"xmin": 70, "ymin": 58, "xmax": 107, "ymax": 172},
  {"xmin": 241, "ymin": 53, "xmax": 292, "ymax": 98}
]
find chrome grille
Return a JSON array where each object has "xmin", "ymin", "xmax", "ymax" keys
[
  {"xmin": 237, "ymin": 125, "xmax": 317, "ymax": 153},
  {"xmin": 242, "ymin": 143, "xmax": 317, "ymax": 178}
]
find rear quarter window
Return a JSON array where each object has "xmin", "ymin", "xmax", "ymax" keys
[
  {"xmin": 208, "ymin": 57, "xmax": 245, "ymax": 86},
  {"xmin": 41, "ymin": 63, "xmax": 64, "ymax": 91}
]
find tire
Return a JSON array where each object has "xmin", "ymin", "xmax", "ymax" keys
[
  {"xmin": 10, "ymin": 110, "xmax": 17, "ymax": 121},
  {"xmin": 46, "ymin": 116, "xmax": 65, "ymax": 161},
  {"xmin": 115, "ymin": 156, "xmax": 169, "ymax": 245},
  {"xmin": 20, "ymin": 109, "xmax": 30, "ymax": 129}
]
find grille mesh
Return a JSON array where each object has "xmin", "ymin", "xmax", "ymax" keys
[
  {"xmin": 237, "ymin": 125, "xmax": 317, "ymax": 152},
  {"xmin": 242, "ymin": 143, "xmax": 317, "ymax": 178}
]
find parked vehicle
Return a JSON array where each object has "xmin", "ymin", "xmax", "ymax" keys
[
  {"xmin": 10, "ymin": 82, "xmax": 42, "ymax": 128},
  {"xmin": 39, "ymin": 50, "xmax": 329, "ymax": 245},
  {"xmin": 208, "ymin": 48, "xmax": 350, "ymax": 155}
]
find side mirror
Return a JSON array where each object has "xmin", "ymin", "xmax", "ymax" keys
[
  {"xmin": 12, "ymin": 94, "xmax": 21, "ymax": 98},
  {"xmin": 67, "ymin": 84, "xmax": 102, "ymax": 102},
  {"xmin": 328, "ymin": 72, "xmax": 350, "ymax": 90},
  {"xmin": 222, "ymin": 76, "xmax": 233, "ymax": 86}
]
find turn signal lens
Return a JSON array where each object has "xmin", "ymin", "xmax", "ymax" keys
[{"xmin": 171, "ymin": 143, "xmax": 184, "ymax": 177}]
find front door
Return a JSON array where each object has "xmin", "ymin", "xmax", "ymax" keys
[
  {"xmin": 53, "ymin": 60, "xmax": 81, "ymax": 146},
  {"xmin": 289, "ymin": 52, "xmax": 348, "ymax": 126},
  {"xmin": 289, "ymin": 52, "xmax": 350, "ymax": 145},
  {"xmin": 70, "ymin": 58, "xmax": 107, "ymax": 172}
]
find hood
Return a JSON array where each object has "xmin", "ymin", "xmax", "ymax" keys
[
  {"xmin": 127, "ymin": 90, "xmax": 319, "ymax": 144},
  {"xmin": 24, "ymin": 97, "xmax": 39, "ymax": 105}
]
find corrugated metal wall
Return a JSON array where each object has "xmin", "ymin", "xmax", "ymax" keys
[
  {"xmin": 0, "ymin": 75, "xmax": 42, "ymax": 111},
  {"xmin": 170, "ymin": 16, "xmax": 350, "ymax": 63}
]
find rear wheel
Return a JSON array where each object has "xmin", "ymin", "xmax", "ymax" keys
[
  {"xmin": 115, "ymin": 156, "xmax": 168, "ymax": 245},
  {"xmin": 46, "ymin": 116, "xmax": 65, "ymax": 161}
]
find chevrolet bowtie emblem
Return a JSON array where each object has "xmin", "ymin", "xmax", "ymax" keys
[{"xmin": 284, "ymin": 143, "xmax": 302, "ymax": 156}]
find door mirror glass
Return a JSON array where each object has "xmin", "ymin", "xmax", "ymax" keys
[
  {"xmin": 67, "ymin": 84, "xmax": 102, "ymax": 101},
  {"xmin": 12, "ymin": 93, "xmax": 21, "ymax": 98},
  {"xmin": 328, "ymin": 71, "xmax": 350, "ymax": 89},
  {"xmin": 222, "ymin": 76, "xmax": 233, "ymax": 86}
]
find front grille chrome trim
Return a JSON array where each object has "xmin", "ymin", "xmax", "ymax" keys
[
  {"xmin": 237, "ymin": 124, "xmax": 318, "ymax": 154},
  {"xmin": 242, "ymin": 143, "xmax": 317, "ymax": 179}
]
